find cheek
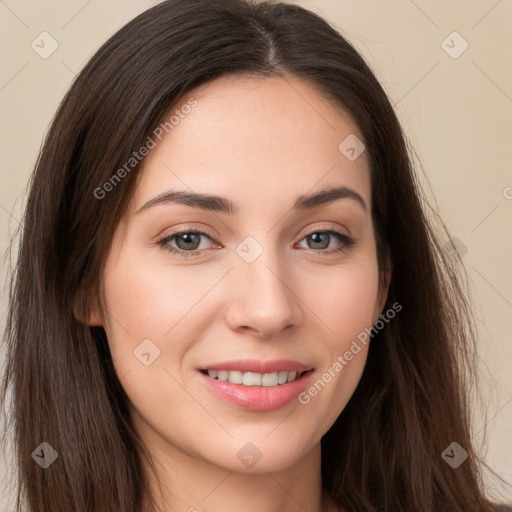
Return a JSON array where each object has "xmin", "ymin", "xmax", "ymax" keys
[
  {"xmin": 102, "ymin": 248, "xmax": 215, "ymax": 339},
  {"xmin": 100, "ymin": 253, "xmax": 202, "ymax": 428},
  {"xmin": 300, "ymin": 257, "xmax": 380, "ymax": 342},
  {"xmin": 295, "ymin": 257, "xmax": 379, "ymax": 428},
  {"xmin": 100, "ymin": 248, "xmax": 236, "ymax": 403}
]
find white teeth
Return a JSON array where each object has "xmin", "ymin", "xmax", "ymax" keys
[
  {"xmin": 278, "ymin": 370, "xmax": 289, "ymax": 384},
  {"xmin": 228, "ymin": 371, "xmax": 243, "ymax": 384},
  {"xmin": 206, "ymin": 369, "xmax": 304, "ymax": 386},
  {"xmin": 243, "ymin": 372, "xmax": 262, "ymax": 386},
  {"xmin": 261, "ymin": 373, "xmax": 278, "ymax": 387}
]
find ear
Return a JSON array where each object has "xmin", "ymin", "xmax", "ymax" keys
[
  {"xmin": 374, "ymin": 255, "xmax": 392, "ymax": 323},
  {"xmin": 72, "ymin": 287, "xmax": 104, "ymax": 326}
]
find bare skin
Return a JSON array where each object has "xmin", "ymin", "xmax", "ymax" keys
[{"xmin": 86, "ymin": 74, "xmax": 390, "ymax": 512}]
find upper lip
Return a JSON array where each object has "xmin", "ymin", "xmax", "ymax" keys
[{"xmin": 198, "ymin": 359, "xmax": 314, "ymax": 374}]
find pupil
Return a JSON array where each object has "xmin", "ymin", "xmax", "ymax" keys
[
  {"xmin": 310, "ymin": 233, "xmax": 328, "ymax": 249},
  {"xmin": 179, "ymin": 233, "xmax": 199, "ymax": 249}
]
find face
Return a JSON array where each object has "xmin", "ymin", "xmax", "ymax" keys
[{"xmin": 90, "ymin": 74, "xmax": 390, "ymax": 475}]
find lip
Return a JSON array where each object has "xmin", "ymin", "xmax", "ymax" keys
[
  {"xmin": 197, "ymin": 365, "xmax": 315, "ymax": 412},
  {"xmin": 198, "ymin": 359, "xmax": 313, "ymax": 374}
]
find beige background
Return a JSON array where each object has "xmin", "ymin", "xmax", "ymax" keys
[{"xmin": 1, "ymin": 0, "xmax": 511, "ymax": 509}]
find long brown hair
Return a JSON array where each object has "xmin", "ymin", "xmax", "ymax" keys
[{"xmin": 1, "ymin": 0, "xmax": 509, "ymax": 510}]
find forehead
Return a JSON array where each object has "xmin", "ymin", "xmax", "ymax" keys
[{"xmin": 131, "ymin": 74, "xmax": 370, "ymax": 215}]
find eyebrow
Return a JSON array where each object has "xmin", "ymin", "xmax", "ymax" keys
[{"xmin": 135, "ymin": 185, "xmax": 367, "ymax": 215}]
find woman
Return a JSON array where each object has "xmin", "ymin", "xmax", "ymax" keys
[{"xmin": 1, "ymin": 0, "xmax": 510, "ymax": 511}]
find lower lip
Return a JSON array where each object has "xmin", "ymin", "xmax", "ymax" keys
[{"xmin": 197, "ymin": 370, "xmax": 315, "ymax": 411}]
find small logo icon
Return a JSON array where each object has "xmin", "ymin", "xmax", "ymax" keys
[
  {"xmin": 237, "ymin": 442, "xmax": 263, "ymax": 468},
  {"xmin": 134, "ymin": 338, "xmax": 161, "ymax": 366},
  {"xmin": 32, "ymin": 442, "xmax": 58, "ymax": 469},
  {"xmin": 444, "ymin": 237, "xmax": 468, "ymax": 259},
  {"xmin": 441, "ymin": 32, "xmax": 468, "ymax": 59},
  {"xmin": 235, "ymin": 236, "xmax": 263, "ymax": 264},
  {"xmin": 31, "ymin": 32, "xmax": 59, "ymax": 59},
  {"xmin": 442, "ymin": 441, "xmax": 468, "ymax": 468},
  {"xmin": 338, "ymin": 134, "xmax": 365, "ymax": 161}
]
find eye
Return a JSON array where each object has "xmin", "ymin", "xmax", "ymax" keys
[
  {"xmin": 156, "ymin": 230, "xmax": 215, "ymax": 257},
  {"xmin": 156, "ymin": 227, "xmax": 356, "ymax": 258},
  {"xmin": 297, "ymin": 228, "xmax": 356, "ymax": 254}
]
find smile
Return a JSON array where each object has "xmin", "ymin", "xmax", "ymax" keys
[
  {"xmin": 202, "ymin": 369, "xmax": 307, "ymax": 387},
  {"xmin": 197, "ymin": 368, "xmax": 315, "ymax": 411}
]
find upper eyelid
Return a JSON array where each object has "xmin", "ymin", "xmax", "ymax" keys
[{"xmin": 167, "ymin": 218, "xmax": 350, "ymax": 235}]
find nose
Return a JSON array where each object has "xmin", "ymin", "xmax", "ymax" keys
[{"xmin": 224, "ymin": 244, "xmax": 303, "ymax": 339}]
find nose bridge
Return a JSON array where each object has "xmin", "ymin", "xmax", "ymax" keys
[{"xmin": 225, "ymin": 233, "xmax": 302, "ymax": 337}]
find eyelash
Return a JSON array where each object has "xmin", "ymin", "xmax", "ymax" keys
[{"xmin": 156, "ymin": 227, "xmax": 356, "ymax": 258}]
